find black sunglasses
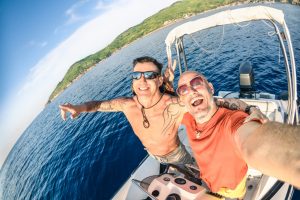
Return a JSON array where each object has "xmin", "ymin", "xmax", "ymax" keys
[{"xmin": 132, "ymin": 71, "xmax": 160, "ymax": 80}]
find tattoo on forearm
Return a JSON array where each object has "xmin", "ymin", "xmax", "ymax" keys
[
  {"xmin": 223, "ymin": 102, "xmax": 230, "ymax": 109},
  {"xmin": 98, "ymin": 101, "xmax": 113, "ymax": 111},
  {"xmin": 85, "ymin": 101, "xmax": 112, "ymax": 111},
  {"xmin": 215, "ymin": 99, "xmax": 224, "ymax": 107},
  {"xmin": 85, "ymin": 98, "xmax": 129, "ymax": 112},
  {"xmin": 229, "ymin": 103, "xmax": 238, "ymax": 110},
  {"xmin": 217, "ymin": 99, "xmax": 241, "ymax": 111},
  {"xmin": 85, "ymin": 101, "xmax": 98, "ymax": 111}
]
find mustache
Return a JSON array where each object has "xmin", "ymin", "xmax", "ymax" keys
[{"xmin": 189, "ymin": 94, "xmax": 204, "ymax": 99}]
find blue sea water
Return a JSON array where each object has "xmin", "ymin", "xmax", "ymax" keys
[{"xmin": 1, "ymin": 3, "xmax": 300, "ymax": 200}]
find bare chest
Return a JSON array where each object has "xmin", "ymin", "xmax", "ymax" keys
[{"xmin": 125, "ymin": 107, "xmax": 178, "ymax": 138}]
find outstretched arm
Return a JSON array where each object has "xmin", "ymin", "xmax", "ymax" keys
[
  {"xmin": 59, "ymin": 97, "xmax": 130, "ymax": 120},
  {"xmin": 236, "ymin": 121, "xmax": 300, "ymax": 188}
]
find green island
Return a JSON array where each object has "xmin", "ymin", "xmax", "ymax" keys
[{"xmin": 48, "ymin": 0, "xmax": 299, "ymax": 103}]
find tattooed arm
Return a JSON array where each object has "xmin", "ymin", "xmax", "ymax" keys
[
  {"xmin": 215, "ymin": 98, "xmax": 248, "ymax": 111},
  {"xmin": 215, "ymin": 98, "xmax": 268, "ymax": 123},
  {"xmin": 59, "ymin": 97, "xmax": 131, "ymax": 120}
]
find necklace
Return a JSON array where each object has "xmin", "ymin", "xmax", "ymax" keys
[
  {"xmin": 194, "ymin": 121, "xmax": 207, "ymax": 139},
  {"xmin": 195, "ymin": 130, "xmax": 201, "ymax": 139},
  {"xmin": 137, "ymin": 92, "xmax": 165, "ymax": 128}
]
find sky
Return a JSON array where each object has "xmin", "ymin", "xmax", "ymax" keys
[{"xmin": 0, "ymin": 0, "xmax": 178, "ymax": 168}]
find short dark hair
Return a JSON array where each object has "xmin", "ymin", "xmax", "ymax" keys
[{"xmin": 133, "ymin": 56, "xmax": 163, "ymax": 74}]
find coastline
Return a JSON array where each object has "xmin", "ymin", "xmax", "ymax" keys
[
  {"xmin": 47, "ymin": 0, "xmax": 298, "ymax": 104},
  {"xmin": 47, "ymin": 1, "xmax": 235, "ymax": 104}
]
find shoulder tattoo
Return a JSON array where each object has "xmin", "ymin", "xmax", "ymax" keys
[{"xmin": 161, "ymin": 98, "xmax": 184, "ymax": 135}]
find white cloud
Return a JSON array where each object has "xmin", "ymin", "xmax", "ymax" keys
[
  {"xmin": 65, "ymin": 0, "xmax": 91, "ymax": 24},
  {"xmin": 28, "ymin": 40, "xmax": 48, "ymax": 48},
  {"xmin": 0, "ymin": 0, "xmax": 178, "ymax": 168},
  {"xmin": 95, "ymin": 0, "xmax": 114, "ymax": 11}
]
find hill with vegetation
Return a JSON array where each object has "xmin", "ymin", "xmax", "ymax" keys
[
  {"xmin": 48, "ymin": 0, "xmax": 256, "ymax": 103},
  {"xmin": 48, "ymin": 0, "xmax": 241, "ymax": 103}
]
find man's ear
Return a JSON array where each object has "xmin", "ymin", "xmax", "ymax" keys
[{"xmin": 208, "ymin": 82, "xmax": 214, "ymax": 94}]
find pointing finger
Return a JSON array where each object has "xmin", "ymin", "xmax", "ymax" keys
[{"xmin": 60, "ymin": 107, "xmax": 67, "ymax": 121}]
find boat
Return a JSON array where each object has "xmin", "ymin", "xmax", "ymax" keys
[{"xmin": 112, "ymin": 5, "xmax": 299, "ymax": 200}]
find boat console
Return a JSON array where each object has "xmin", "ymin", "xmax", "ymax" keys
[
  {"xmin": 132, "ymin": 164, "xmax": 223, "ymax": 200},
  {"xmin": 145, "ymin": 173, "xmax": 222, "ymax": 200}
]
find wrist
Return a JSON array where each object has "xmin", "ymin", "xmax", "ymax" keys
[
  {"xmin": 82, "ymin": 103, "xmax": 94, "ymax": 112},
  {"xmin": 245, "ymin": 105, "xmax": 259, "ymax": 114}
]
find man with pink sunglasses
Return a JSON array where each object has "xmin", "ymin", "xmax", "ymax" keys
[
  {"xmin": 177, "ymin": 71, "xmax": 300, "ymax": 199},
  {"xmin": 59, "ymin": 56, "xmax": 264, "ymax": 166}
]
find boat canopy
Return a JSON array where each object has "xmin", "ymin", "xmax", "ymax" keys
[
  {"xmin": 165, "ymin": 5, "xmax": 298, "ymax": 124},
  {"xmin": 165, "ymin": 6, "xmax": 286, "ymax": 60}
]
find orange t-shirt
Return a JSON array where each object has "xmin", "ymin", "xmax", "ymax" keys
[{"xmin": 182, "ymin": 108, "xmax": 248, "ymax": 192}]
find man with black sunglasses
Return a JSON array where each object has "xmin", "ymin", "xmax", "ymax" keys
[
  {"xmin": 59, "ymin": 56, "xmax": 265, "ymax": 166},
  {"xmin": 60, "ymin": 56, "xmax": 195, "ymax": 165},
  {"xmin": 177, "ymin": 71, "xmax": 300, "ymax": 199}
]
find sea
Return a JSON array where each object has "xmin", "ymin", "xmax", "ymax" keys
[{"xmin": 0, "ymin": 3, "xmax": 299, "ymax": 200}]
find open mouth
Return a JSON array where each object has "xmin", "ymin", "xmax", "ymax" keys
[
  {"xmin": 191, "ymin": 98, "xmax": 203, "ymax": 107},
  {"xmin": 139, "ymin": 87, "xmax": 149, "ymax": 91}
]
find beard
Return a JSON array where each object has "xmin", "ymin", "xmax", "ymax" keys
[
  {"xmin": 188, "ymin": 96, "xmax": 215, "ymax": 124},
  {"xmin": 193, "ymin": 104, "xmax": 212, "ymax": 123}
]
